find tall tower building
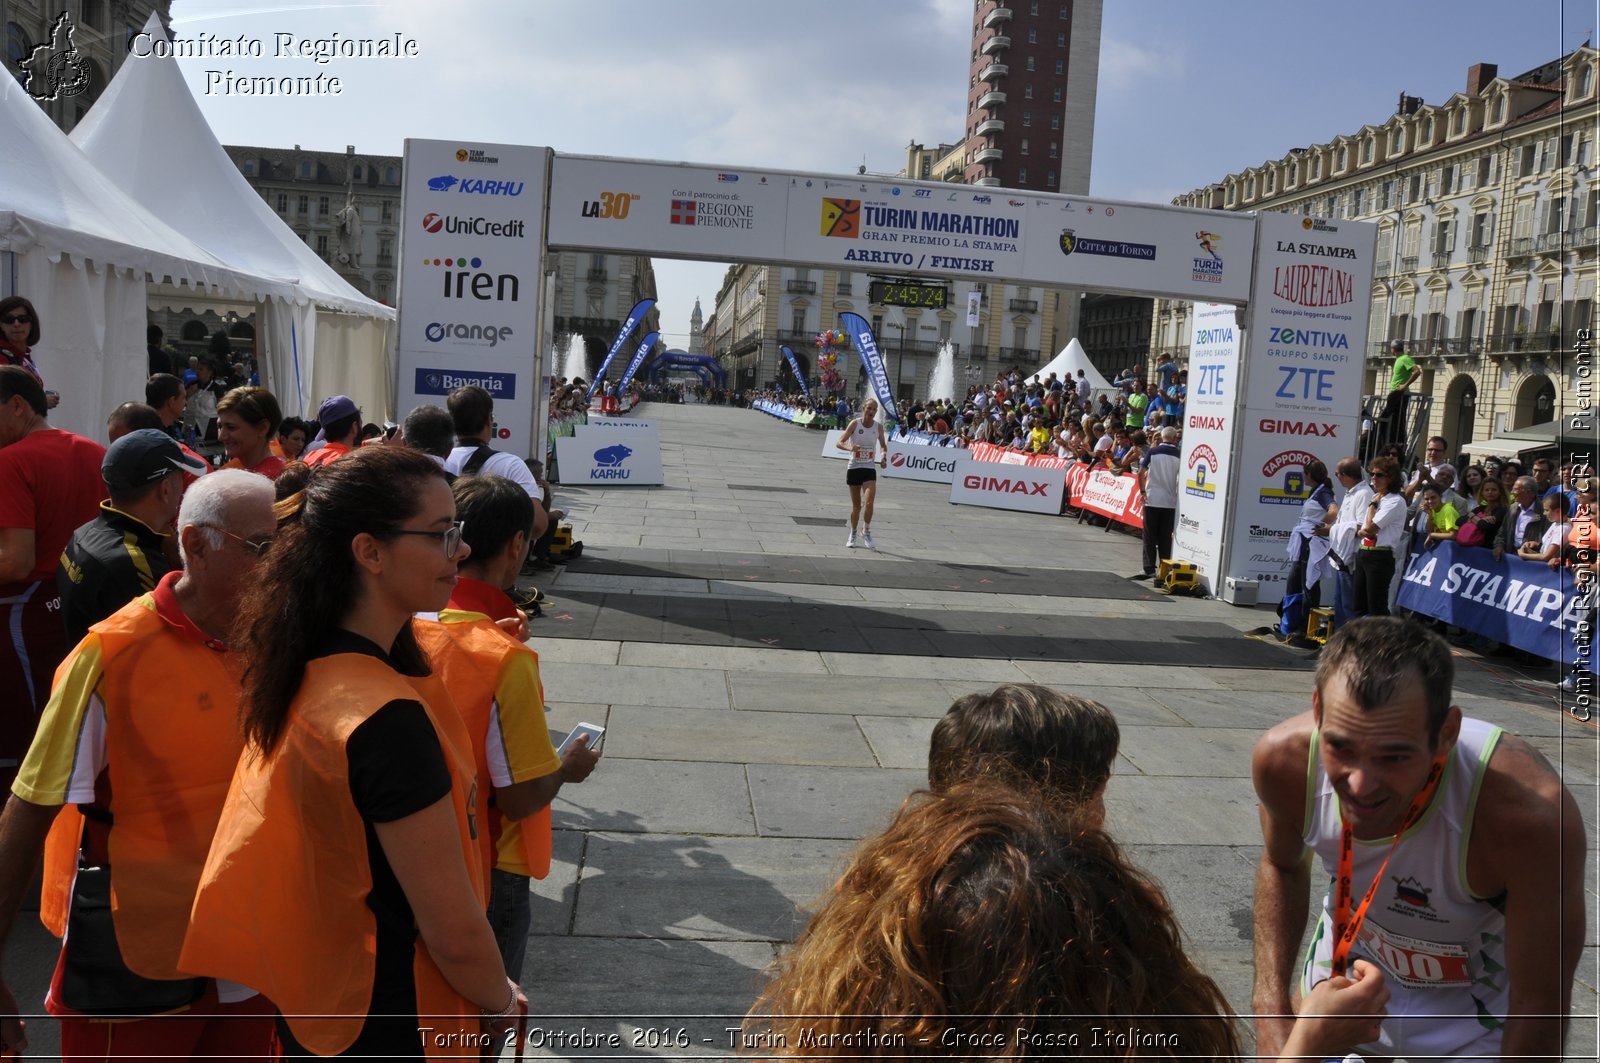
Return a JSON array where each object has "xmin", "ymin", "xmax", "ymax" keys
[
  {"xmin": 963, "ymin": 0, "xmax": 1102, "ymax": 193},
  {"xmin": 688, "ymin": 298, "xmax": 705, "ymax": 355}
]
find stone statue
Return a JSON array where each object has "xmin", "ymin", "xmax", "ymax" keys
[{"xmin": 334, "ymin": 193, "xmax": 363, "ymax": 265}]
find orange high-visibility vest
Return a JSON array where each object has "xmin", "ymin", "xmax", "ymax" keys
[
  {"xmin": 179, "ymin": 654, "xmax": 484, "ymax": 1058},
  {"xmin": 36, "ymin": 597, "xmax": 244, "ymax": 985},
  {"xmin": 415, "ymin": 616, "xmax": 552, "ymax": 880}
]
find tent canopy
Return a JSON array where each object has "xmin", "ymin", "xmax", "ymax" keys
[
  {"xmin": 1031, "ymin": 338, "xmax": 1113, "ymax": 395},
  {"xmin": 68, "ymin": 14, "xmax": 396, "ymax": 418}
]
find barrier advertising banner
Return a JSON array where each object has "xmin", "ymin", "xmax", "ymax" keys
[
  {"xmin": 1397, "ymin": 539, "xmax": 1597, "ymax": 674},
  {"xmin": 554, "ymin": 426, "xmax": 664, "ymax": 485},
  {"xmin": 1223, "ymin": 211, "xmax": 1376, "ymax": 603},
  {"xmin": 884, "ymin": 439, "xmax": 960, "ymax": 483},
  {"xmin": 1068, "ymin": 466, "xmax": 1145, "ymax": 530},
  {"xmin": 949, "ymin": 451, "xmax": 1066, "ymax": 514},
  {"xmin": 1172, "ymin": 302, "xmax": 1242, "ymax": 587},
  {"xmin": 396, "ymin": 139, "xmax": 550, "ymax": 459},
  {"xmin": 821, "ymin": 428, "xmax": 848, "ymax": 459}
]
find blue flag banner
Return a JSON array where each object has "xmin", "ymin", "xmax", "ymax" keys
[
  {"xmin": 778, "ymin": 345, "xmax": 814, "ymax": 401},
  {"xmin": 615, "ymin": 330, "xmax": 661, "ymax": 394},
  {"xmin": 839, "ymin": 312, "xmax": 896, "ymax": 420},
  {"xmin": 1396, "ymin": 537, "xmax": 1597, "ymax": 675},
  {"xmin": 588, "ymin": 298, "xmax": 655, "ymax": 400}
]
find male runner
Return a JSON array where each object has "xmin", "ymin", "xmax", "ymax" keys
[
  {"xmin": 1251, "ymin": 617, "xmax": 1584, "ymax": 1062},
  {"xmin": 834, "ymin": 397, "xmax": 887, "ymax": 550}
]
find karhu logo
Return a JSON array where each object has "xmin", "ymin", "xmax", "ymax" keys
[{"xmin": 592, "ymin": 444, "xmax": 632, "ymax": 479}]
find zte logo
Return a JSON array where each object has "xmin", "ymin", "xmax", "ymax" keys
[
  {"xmin": 963, "ymin": 475, "xmax": 1048, "ymax": 495},
  {"xmin": 1259, "ymin": 418, "xmax": 1337, "ymax": 436},
  {"xmin": 581, "ymin": 191, "xmax": 640, "ymax": 219}
]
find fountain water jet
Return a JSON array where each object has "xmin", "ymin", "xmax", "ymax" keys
[{"xmin": 926, "ymin": 342, "xmax": 955, "ymax": 405}]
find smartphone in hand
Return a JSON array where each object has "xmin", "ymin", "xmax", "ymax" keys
[{"xmin": 558, "ymin": 722, "xmax": 605, "ymax": 756}]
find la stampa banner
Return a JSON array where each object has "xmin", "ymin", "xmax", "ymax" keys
[{"xmin": 1397, "ymin": 538, "xmax": 1597, "ymax": 674}]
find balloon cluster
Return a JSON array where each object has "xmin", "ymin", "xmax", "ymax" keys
[{"xmin": 816, "ymin": 331, "xmax": 846, "ymax": 394}]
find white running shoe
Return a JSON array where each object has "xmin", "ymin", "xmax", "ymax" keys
[
  {"xmin": 846, "ymin": 530, "xmax": 858, "ymax": 548},
  {"xmin": 862, "ymin": 530, "xmax": 876, "ymax": 550}
]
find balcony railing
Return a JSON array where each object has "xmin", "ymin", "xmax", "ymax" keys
[
  {"xmin": 975, "ymin": 146, "xmax": 1003, "ymax": 164},
  {"xmin": 977, "ymin": 89, "xmax": 1007, "ymax": 109},
  {"xmin": 1487, "ymin": 331, "xmax": 1563, "ymax": 353},
  {"xmin": 375, "ymin": 254, "xmax": 394, "ymax": 269},
  {"xmin": 1008, "ymin": 298, "xmax": 1039, "ymax": 313},
  {"xmin": 1507, "ymin": 236, "xmax": 1534, "ymax": 257},
  {"xmin": 1430, "ymin": 251, "xmax": 1452, "ymax": 269},
  {"xmin": 1467, "ymin": 244, "xmax": 1491, "ymax": 263},
  {"xmin": 1399, "ymin": 255, "xmax": 1418, "ymax": 272},
  {"xmin": 978, "ymin": 62, "xmax": 1008, "ymax": 82},
  {"xmin": 981, "ymin": 35, "xmax": 1011, "ymax": 55},
  {"xmin": 1572, "ymin": 225, "xmax": 1599, "ymax": 249},
  {"xmin": 586, "ymin": 268, "xmax": 608, "ymax": 282},
  {"xmin": 983, "ymin": 5, "xmax": 1012, "ymax": 28},
  {"xmin": 1375, "ymin": 260, "xmax": 1394, "ymax": 277},
  {"xmin": 976, "ymin": 117, "xmax": 1005, "ymax": 136},
  {"xmin": 1534, "ymin": 232, "xmax": 1569, "ymax": 253},
  {"xmin": 974, "ymin": 176, "xmax": 1001, "ymax": 186},
  {"xmin": 786, "ymin": 280, "xmax": 816, "ymax": 294},
  {"xmin": 997, "ymin": 346, "xmax": 1035, "ymax": 362},
  {"xmin": 835, "ymin": 282, "xmax": 853, "ymax": 296}
]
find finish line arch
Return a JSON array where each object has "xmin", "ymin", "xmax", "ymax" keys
[{"xmin": 394, "ymin": 141, "xmax": 1376, "ymax": 603}]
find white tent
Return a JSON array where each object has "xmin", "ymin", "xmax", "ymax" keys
[
  {"xmin": 1031, "ymin": 338, "xmax": 1114, "ymax": 396},
  {"xmin": 0, "ymin": 74, "xmax": 282, "ymax": 439},
  {"xmin": 70, "ymin": 14, "xmax": 396, "ymax": 420}
]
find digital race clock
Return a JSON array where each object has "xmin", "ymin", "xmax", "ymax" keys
[{"xmin": 868, "ymin": 281, "xmax": 949, "ymax": 309}]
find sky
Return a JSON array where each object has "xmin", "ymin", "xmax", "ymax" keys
[{"xmin": 167, "ymin": 0, "xmax": 1598, "ymax": 347}]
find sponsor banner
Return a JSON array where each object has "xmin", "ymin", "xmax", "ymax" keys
[
  {"xmin": 1172, "ymin": 302, "xmax": 1241, "ymax": 585},
  {"xmin": 967, "ymin": 441, "xmax": 1070, "ymax": 469},
  {"xmin": 778, "ymin": 345, "xmax": 814, "ymax": 401},
  {"xmin": 1244, "ymin": 211, "xmax": 1377, "ymax": 418},
  {"xmin": 821, "ymin": 428, "xmax": 848, "ymax": 459},
  {"xmin": 554, "ymin": 424, "xmax": 664, "ymax": 485},
  {"xmin": 414, "ymin": 367, "xmax": 516, "ymax": 400},
  {"xmin": 889, "ymin": 427, "xmax": 961, "ymax": 447},
  {"xmin": 398, "ymin": 138, "xmax": 549, "ymax": 457},
  {"xmin": 1223, "ymin": 417, "xmax": 1357, "ymax": 598},
  {"xmin": 884, "ymin": 439, "xmax": 960, "ymax": 483},
  {"xmin": 588, "ymin": 298, "xmax": 655, "ymax": 401},
  {"xmin": 546, "ymin": 156, "xmax": 786, "ymax": 260},
  {"xmin": 584, "ymin": 417, "xmax": 654, "ymax": 429},
  {"xmin": 753, "ymin": 399, "xmax": 827, "ymax": 426},
  {"xmin": 839, "ymin": 312, "xmax": 897, "ymax": 419},
  {"xmin": 615, "ymin": 330, "xmax": 661, "ymax": 393},
  {"xmin": 1398, "ymin": 539, "xmax": 1597, "ymax": 674},
  {"xmin": 949, "ymin": 451, "xmax": 1066, "ymax": 515},
  {"xmin": 1066, "ymin": 466, "xmax": 1144, "ymax": 530}
]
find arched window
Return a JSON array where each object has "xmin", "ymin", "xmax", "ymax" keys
[
  {"xmin": 1579, "ymin": 64, "xmax": 1594, "ymax": 97},
  {"xmin": 1492, "ymin": 96, "xmax": 1505, "ymax": 123},
  {"xmin": 1421, "ymin": 116, "xmax": 1433, "ymax": 141},
  {"xmin": 384, "ymin": 165, "xmax": 398, "ymax": 184},
  {"xmin": 180, "ymin": 320, "xmax": 209, "ymax": 342}
]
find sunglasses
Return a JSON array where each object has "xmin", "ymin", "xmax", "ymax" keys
[
  {"xmin": 388, "ymin": 520, "xmax": 465, "ymax": 559},
  {"xmin": 198, "ymin": 524, "xmax": 273, "ymax": 556},
  {"xmin": 1, "ymin": 314, "xmax": 32, "ymax": 325}
]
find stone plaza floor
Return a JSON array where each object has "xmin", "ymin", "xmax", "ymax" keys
[{"xmin": 7, "ymin": 399, "xmax": 1596, "ymax": 1060}]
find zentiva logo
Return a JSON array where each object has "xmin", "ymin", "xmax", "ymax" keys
[
  {"xmin": 420, "ymin": 212, "xmax": 526, "ymax": 238},
  {"xmin": 961, "ymin": 474, "xmax": 1047, "ymax": 495}
]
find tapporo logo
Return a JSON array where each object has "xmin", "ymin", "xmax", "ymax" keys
[
  {"xmin": 1185, "ymin": 445, "xmax": 1218, "ymax": 498},
  {"xmin": 19, "ymin": 11, "xmax": 92, "ymax": 101},
  {"xmin": 1260, "ymin": 450, "xmax": 1316, "ymax": 505},
  {"xmin": 591, "ymin": 444, "xmax": 633, "ymax": 479}
]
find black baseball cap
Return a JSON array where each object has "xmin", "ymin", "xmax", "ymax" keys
[{"xmin": 102, "ymin": 428, "xmax": 207, "ymax": 490}]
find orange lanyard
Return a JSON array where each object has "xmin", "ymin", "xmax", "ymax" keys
[{"xmin": 1331, "ymin": 755, "xmax": 1446, "ymax": 977}]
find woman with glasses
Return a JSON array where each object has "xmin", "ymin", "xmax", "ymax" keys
[
  {"xmin": 181, "ymin": 447, "xmax": 522, "ymax": 1058},
  {"xmin": 217, "ymin": 386, "xmax": 286, "ymax": 480},
  {"xmin": 0, "ymin": 296, "xmax": 57, "ymax": 409},
  {"xmin": 1353, "ymin": 456, "xmax": 1408, "ymax": 617}
]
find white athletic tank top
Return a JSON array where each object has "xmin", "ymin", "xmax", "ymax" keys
[
  {"xmin": 1300, "ymin": 717, "xmax": 1509, "ymax": 1062},
  {"xmin": 845, "ymin": 419, "xmax": 880, "ymax": 470}
]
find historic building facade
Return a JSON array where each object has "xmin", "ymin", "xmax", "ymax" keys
[{"xmin": 1151, "ymin": 49, "xmax": 1598, "ymax": 447}]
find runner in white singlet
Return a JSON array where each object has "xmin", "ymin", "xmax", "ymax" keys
[
  {"xmin": 834, "ymin": 398, "xmax": 887, "ymax": 549},
  {"xmin": 1251, "ymin": 617, "xmax": 1585, "ymax": 1063}
]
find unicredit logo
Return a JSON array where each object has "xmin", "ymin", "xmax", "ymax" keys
[
  {"xmin": 893, "ymin": 452, "xmax": 957, "ymax": 472},
  {"xmin": 963, "ymin": 474, "xmax": 1048, "ymax": 495},
  {"xmin": 425, "ymin": 321, "xmax": 514, "ymax": 347},
  {"xmin": 420, "ymin": 212, "xmax": 526, "ymax": 238}
]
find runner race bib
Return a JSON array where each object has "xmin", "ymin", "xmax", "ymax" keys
[{"xmin": 1355, "ymin": 921, "xmax": 1472, "ymax": 989}]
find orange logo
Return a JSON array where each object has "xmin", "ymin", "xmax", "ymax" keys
[{"xmin": 820, "ymin": 198, "xmax": 860, "ymax": 238}]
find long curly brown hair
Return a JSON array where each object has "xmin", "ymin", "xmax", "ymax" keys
[
  {"xmin": 233, "ymin": 446, "xmax": 447, "ymax": 755},
  {"xmin": 745, "ymin": 782, "xmax": 1242, "ymax": 1059}
]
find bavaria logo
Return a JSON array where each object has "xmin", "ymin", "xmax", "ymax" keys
[
  {"xmin": 415, "ymin": 367, "xmax": 516, "ymax": 399},
  {"xmin": 592, "ymin": 444, "xmax": 633, "ymax": 479}
]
